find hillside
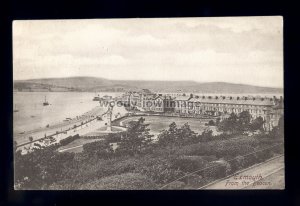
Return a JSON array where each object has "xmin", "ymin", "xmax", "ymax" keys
[{"xmin": 13, "ymin": 76, "xmax": 283, "ymax": 94}]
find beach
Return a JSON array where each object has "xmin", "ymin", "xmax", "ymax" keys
[{"xmin": 13, "ymin": 92, "xmax": 121, "ymax": 144}]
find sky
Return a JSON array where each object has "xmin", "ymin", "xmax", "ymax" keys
[{"xmin": 13, "ymin": 17, "xmax": 283, "ymax": 88}]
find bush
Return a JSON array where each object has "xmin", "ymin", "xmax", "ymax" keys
[
  {"xmin": 175, "ymin": 143, "xmax": 210, "ymax": 156},
  {"xmin": 229, "ymin": 155, "xmax": 245, "ymax": 173},
  {"xmin": 60, "ymin": 134, "xmax": 80, "ymax": 146},
  {"xmin": 203, "ymin": 161, "xmax": 227, "ymax": 179},
  {"xmin": 14, "ymin": 145, "xmax": 75, "ymax": 189},
  {"xmin": 134, "ymin": 157, "xmax": 185, "ymax": 185},
  {"xmin": 255, "ymin": 150, "xmax": 273, "ymax": 162},
  {"xmin": 176, "ymin": 137, "xmax": 258, "ymax": 158},
  {"xmin": 71, "ymin": 158, "xmax": 139, "ymax": 184},
  {"xmin": 208, "ymin": 120, "xmax": 215, "ymax": 126},
  {"xmin": 243, "ymin": 154, "xmax": 258, "ymax": 168},
  {"xmin": 171, "ymin": 156, "xmax": 208, "ymax": 173},
  {"xmin": 79, "ymin": 173, "xmax": 157, "ymax": 190},
  {"xmin": 82, "ymin": 140, "xmax": 113, "ymax": 159}
]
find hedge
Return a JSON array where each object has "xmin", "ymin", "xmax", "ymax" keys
[{"xmin": 79, "ymin": 173, "xmax": 157, "ymax": 190}]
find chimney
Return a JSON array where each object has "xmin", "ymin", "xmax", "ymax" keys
[
  {"xmin": 190, "ymin": 94, "xmax": 193, "ymax": 98},
  {"xmin": 230, "ymin": 96, "xmax": 233, "ymax": 100},
  {"xmin": 215, "ymin": 96, "xmax": 218, "ymax": 99},
  {"xmin": 253, "ymin": 97, "xmax": 255, "ymax": 100},
  {"xmin": 237, "ymin": 96, "xmax": 240, "ymax": 100},
  {"xmin": 222, "ymin": 96, "xmax": 226, "ymax": 100}
]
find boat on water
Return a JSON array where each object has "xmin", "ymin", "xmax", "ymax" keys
[
  {"xmin": 93, "ymin": 93, "xmax": 100, "ymax": 101},
  {"xmin": 43, "ymin": 96, "xmax": 49, "ymax": 106}
]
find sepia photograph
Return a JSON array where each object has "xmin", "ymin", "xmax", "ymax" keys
[{"xmin": 13, "ymin": 17, "xmax": 284, "ymax": 190}]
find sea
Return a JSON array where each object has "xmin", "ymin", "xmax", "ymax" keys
[{"xmin": 13, "ymin": 92, "xmax": 122, "ymax": 135}]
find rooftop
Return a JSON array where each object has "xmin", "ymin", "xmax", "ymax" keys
[{"xmin": 179, "ymin": 95, "xmax": 277, "ymax": 106}]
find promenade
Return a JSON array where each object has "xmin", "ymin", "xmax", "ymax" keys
[{"xmin": 14, "ymin": 106, "xmax": 106, "ymax": 145}]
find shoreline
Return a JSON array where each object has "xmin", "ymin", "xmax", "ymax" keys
[{"xmin": 14, "ymin": 105, "xmax": 107, "ymax": 145}]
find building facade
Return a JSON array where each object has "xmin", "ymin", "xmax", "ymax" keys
[{"xmin": 119, "ymin": 90, "xmax": 283, "ymax": 132}]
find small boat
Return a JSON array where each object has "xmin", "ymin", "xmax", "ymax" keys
[
  {"xmin": 43, "ymin": 96, "xmax": 49, "ymax": 106},
  {"xmin": 93, "ymin": 93, "xmax": 100, "ymax": 101},
  {"xmin": 93, "ymin": 96, "xmax": 100, "ymax": 101}
]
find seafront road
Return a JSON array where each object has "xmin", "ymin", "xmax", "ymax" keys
[
  {"xmin": 199, "ymin": 155, "xmax": 284, "ymax": 189},
  {"xmin": 15, "ymin": 106, "xmax": 106, "ymax": 146}
]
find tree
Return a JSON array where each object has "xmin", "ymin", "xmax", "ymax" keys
[
  {"xmin": 218, "ymin": 113, "xmax": 239, "ymax": 134},
  {"xmin": 200, "ymin": 129, "xmax": 213, "ymax": 141},
  {"xmin": 176, "ymin": 123, "xmax": 197, "ymax": 146},
  {"xmin": 208, "ymin": 120, "xmax": 215, "ymax": 126},
  {"xmin": 157, "ymin": 122, "xmax": 178, "ymax": 147},
  {"xmin": 14, "ymin": 144, "xmax": 73, "ymax": 189},
  {"xmin": 237, "ymin": 111, "xmax": 251, "ymax": 132},
  {"xmin": 250, "ymin": 116, "xmax": 265, "ymax": 131},
  {"xmin": 118, "ymin": 117, "xmax": 154, "ymax": 155}
]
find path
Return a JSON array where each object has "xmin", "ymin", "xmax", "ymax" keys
[
  {"xmin": 15, "ymin": 106, "xmax": 106, "ymax": 145},
  {"xmin": 199, "ymin": 155, "xmax": 284, "ymax": 190}
]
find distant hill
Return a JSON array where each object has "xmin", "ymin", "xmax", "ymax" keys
[{"xmin": 14, "ymin": 76, "xmax": 283, "ymax": 94}]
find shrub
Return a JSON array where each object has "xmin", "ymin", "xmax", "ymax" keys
[
  {"xmin": 79, "ymin": 173, "xmax": 157, "ymax": 190},
  {"xmin": 229, "ymin": 155, "xmax": 245, "ymax": 173},
  {"xmin": 175, "ymin": 143, "xmax": 210, "ymax": 156},
  {"xmin": 71, "ymin": 158, "xmax": 139, "ymax": 184},
  {"xmin": 243, "ymin": 154, "xmax": 258, "ymax": 168},
  {"xmin": 60, "ymin": 134, "xmax": 80, "ymax": 146},
  {"xmin": 14, "ymin": 145, "xmax": 75, "ymax": 189},
  {"xmin": 176, "ymin": 137, "xmax": 258, "ymax": 158},
  {"xmin": 208, "ymin": 120, "xmax": 215, "ymax": 126},
  {"xmin": 134, "ymin": 157, "xmax": 185, "ymax": 185},
  {"xmin": 203, "ymin": 161, "xmax": 227, "ymax": 180},
  {"xmin": 171, "ymin": 156, "xmax": 207, "ymax": 173},
  {"xmin": 82, "ymin": 140, "xmax": 113, "ymax": 159},
  {"xmin": 255, "ymin": 150, "xmax": 273, "ymax": 162}
]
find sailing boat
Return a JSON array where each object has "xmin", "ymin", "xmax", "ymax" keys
[
  {"xmin": 13, "ymin": 104, "xmax": 19, "ymax": 112},
  {"xmin": 43, "ymin": 96, "xmax": 49, "ymax": 106}
]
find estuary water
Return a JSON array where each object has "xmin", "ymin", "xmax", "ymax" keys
[{"xmin": 13, "ymin": 92, "xmax": 121, "ymax": 136}]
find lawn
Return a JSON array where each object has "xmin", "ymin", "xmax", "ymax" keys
[
  {"xmin": 118, "ymin": 116, "xmax": 211, "ymax": 135},
  {"xmin": 58, "ymin": 138, "xmax": 103, "ymax": 152}
]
